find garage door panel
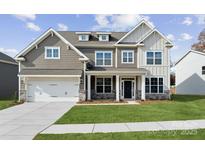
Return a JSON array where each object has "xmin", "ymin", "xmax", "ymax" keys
[{"xmin": 27, "ymin": 78, "xmax": 80, "ymax": 102}]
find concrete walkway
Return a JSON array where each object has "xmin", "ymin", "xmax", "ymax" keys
[
  {"xmin": 0, "ymin": 102, "xmax": 75, "ymax": 140},
  {"xmin": 41, "ymin": 119, "xmax": 205, "ymax": 134}
]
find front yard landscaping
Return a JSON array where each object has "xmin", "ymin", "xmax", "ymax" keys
[
  {"xmin": 0, "ymin": 100, "xmax": 21, "ymax": 110},
  {"xmin": 35, "ymin": 129, "xmax": 205, "ymax": 140},
  {"xmin": 56, "ymin": 95, "xmax": 205, "ymax": 124}
]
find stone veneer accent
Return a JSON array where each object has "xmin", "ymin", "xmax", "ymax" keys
[
  {"xmin": 91, "ymin": 89, "xmax": 116, "ymax": 99},
  {"xmin": 136, "ymin": 90, "xmax": 170, "ymax": 100},
  {"xmin": 20, "ymin": 78, "xmax": 26, "ymax": 101},
  {"xmin": 79, "ymin": 89, "xmax": 86, "ymax": 101}
]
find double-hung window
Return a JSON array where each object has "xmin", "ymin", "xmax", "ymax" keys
[
  {"xmin": 202, "ymin": 66, "xmax": 205, "ymax": 75},
  {"xmin": 122, "ymin": 50, "xmax": 134, "ymax": 63},
  {"xmin": 45, "ymin": 47, "xmax": 60, "ymax": 59},
  {"xmin": 95, "ymin": 51, "xmax": 112, "ymax": 66},
  {"xmin": 145, "ymin": 77, "xmax": 164, "ymax": 94},
  {"xmin": 146, "ymin": 51, "xmax": 162, "ymax": 65},
  {"xmin": 96, "ymin": 77, "xmax": 112, "ymax": 93}
]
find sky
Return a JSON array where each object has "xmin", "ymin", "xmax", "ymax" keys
[{"xmin": 0, "ymin": 14, "xmax": 205, "ymax": 63}]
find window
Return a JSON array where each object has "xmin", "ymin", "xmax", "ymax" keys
[
  {"xmin": 145, "ymin": 77, "xmax": 164, "ymax": 94},
  {"xmin": 79, "ymin": 35, "xmax": 89, "ymax": 41},
  {"xmin": 96, "ymin": 77, "xmax": 112, "ymax": 93},
  {"xmin": 45, "ymin": 47, "xmax": 60, "ymax": 59},
  {"xmin": 146, "ymin": 51, "xmax": 162, "ymax": 65},
  {"xmin": 99, "ymin": 34, "xmax": 109, "ymax": 41},
  {"xmin": 95, "ymin": 51, "xmax": 112, "ymax": 66},
  {"xmin": 202, "ymin": 66, "xmax": 205, "ymax": 75},
  {"xmin": 122, "ymin": 50, "xmax": 134, "ymax": 63}
]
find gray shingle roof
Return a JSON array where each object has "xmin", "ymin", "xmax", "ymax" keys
[
  {"xmin": 0, "ymin": 52, "xmax": 17, "ymax": 64},
  {"xmin": 58, "ymin": 31, "xmax": 126, "ymax": 47}
]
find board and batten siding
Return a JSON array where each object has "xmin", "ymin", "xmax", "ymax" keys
[
  {"xmin": 138, "ymin": 32, "xmax": 170, "ymax": 90},
  {"xmin": 121, "ymin": 23, "xmax": 152, "ymax": 43},
  {"xmin": 21, "ymin": 34, "xmax": 83, "ymax": 70}
]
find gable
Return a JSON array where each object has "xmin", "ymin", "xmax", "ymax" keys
[
  {"xmin": 15, "ymin": 28, "xmax": 88, "ymax": 61},
  {"xmin": 21, "ymin": 34, "xmax": 84, "ymax": 70},
  {"xmin": 143, "ymin": 31, "xmax": 167, "ymax": 50},
  {"xmin": 121, "ymin": 23, "xmax": 152, "ymax": 43}
]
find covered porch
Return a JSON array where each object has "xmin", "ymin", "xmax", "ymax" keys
[{"xmin": 86, "ymin": 69, "xmax": 148, "ymax": 101}]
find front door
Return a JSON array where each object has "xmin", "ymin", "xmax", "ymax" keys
[{"xmin": 124, "ymin": 81, "xmax": 132, "ymax": 99}]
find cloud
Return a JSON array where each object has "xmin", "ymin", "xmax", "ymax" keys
[
  {"xmin": 182, "ymin": 17, "xmax": 193, "ymax": 26},
  {"xmin": 0, "ymin": 47, "xmax": 18, "ymax": 57},
  {"xmin": 172, "ymin": 45, "xmax": 179, "ymax": 51},
  {"xmin": 179, "ymin": 33, "xmax": 193, "ymax": 41},
  {"xmin": 26, "ymin": 22, "xmax": 41, "ymax": 31},
  {"xmin": 57, "ymin": 23, "xmax": 68, "ymax": 31},
  {"xmin": 195, "ymin": 15, "xmax": 205, "ymax": 25},
  {"xmin": 166, "ymin": 34, "xmax": 175, "ymax": 41},
  {"xmin": 13, "ymin": 14, "xmax": 36, "ymax": 21},
  {"xmin": 92, "ymin": 14, "xmax": 154, "ymax": 31}
]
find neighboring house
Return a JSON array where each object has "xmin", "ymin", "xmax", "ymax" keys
[
  {"xmin": 175, "ymin": 50, "xmax": 205, "ymax": 95},
  {"xmin": 15, "ymin": 20, "xmax": 173, "ymax": 102},
  {"xmin": 0, "ymin": 52, "xmax": 18, "ymax": 99}
]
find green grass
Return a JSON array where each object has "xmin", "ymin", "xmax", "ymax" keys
[
  {"xmin": 34, "ymin": 129, "xmax": 205, "ymax": 140},
  {"xmin": 0, "ymin": 100, "xmax": 21, "ymax": 110},
  {"xmin": 56, "ymin": 95, "xmax": 205, "ymax": 124}
]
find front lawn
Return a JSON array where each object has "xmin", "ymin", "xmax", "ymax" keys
[
  {"xmin": 34, "ymin": 129, "xmax": 205, "ymax": 140},
  {"xmin": 56, "ymin": 95, "xmax": 205, "ymax": 124},
  {"xmin": 0, "ymin": 100, "xmax": 21, "ymax": 110}
]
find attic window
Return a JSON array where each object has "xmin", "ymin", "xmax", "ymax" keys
[
  {"xmin": 202, "ymin": 66, "xmax": 205, "ymax": 75},
  {"xmin": 79, "ymin": 35, "xmax": 89, "ymax": 41},
  {"xmin": 99, "ymin": 34, "xmax": 109, "ymax": 41}
]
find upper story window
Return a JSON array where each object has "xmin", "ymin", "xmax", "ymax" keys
[
  {"xmin": 146, "ymin": 51, "xmax": 162, "ymax": 65},
  {"xmin": 145, "ymin": 77, "xmax": 164, "ymax": 94},
  {"xmin": 99, "ymin": 34, "xmax": 109, "ymax": 41},
  {"xmin": 45, "ymin": 47, "xmax": 60, "ymax": 59},
  {"xmin": 122, "ymin": 50, "xmax": 134, "ymax": 64},
  {"xmin": 202, "ymin": 66, "xmax": 205, "ymax": 75},
  {"xmin": 79, "ymin": 35, "xmax": 89, "ymax": 41},
  {"xmin": 95, "ymin": 51, "xmax": 112, "ymax": 67}
]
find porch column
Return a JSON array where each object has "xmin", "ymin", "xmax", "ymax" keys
[
  {"xmin": 141, "ymin": 75, "xmax": 145, "ymax": 100},
  {"xmin": 116, "ymin": 75, "xmax": 120, "ymax": 101},
  {"xmin": 87, "ymin": 74, "xmax": 91, "ymax": 100}
]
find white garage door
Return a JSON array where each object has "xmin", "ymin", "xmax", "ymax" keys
[{"xmin": 27, "ymin": 78, "xmax": 80, "ymax": 102}]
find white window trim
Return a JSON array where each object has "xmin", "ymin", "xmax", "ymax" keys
[
  {"xmin": 145, "ymin": 50, "xmax": 163, "ymax": 66},
  {"xmin": 121, "ymin": 50, "xmax": 134, "ymax": 64},
  {"xmin": 95, "ymin": 51, "xmax": 113, "ymax": 67},
  {"xmin": 45, "ymin": 47, "xmax": 60, "ymax": 59},
  {"xmin": 99, "ymin": 34, "xmax": 109, "ymax": 41},
  {"xmin": 145, "ymin": 76, "xmax": 164, "ymax": 94},
  {"xmin": 95, "ymin": 77, "xmax": 113, "ymax": 94},
  {"xmin": 79, "ymin": 35, "xmax": 89, "ymax": 41}
]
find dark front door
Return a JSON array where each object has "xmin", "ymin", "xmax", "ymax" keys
[{"xmin": 124, "ymin": 81, "xmax": 132, "ymax": 99}]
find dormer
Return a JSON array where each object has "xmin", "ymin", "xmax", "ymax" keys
[
  {"xmin": 76, "ymin": 32, "xmax": 91, "ymax": 41},
  {"xmin": 97, "ymin": 32, "xmax": 111, "ymax": 41}
]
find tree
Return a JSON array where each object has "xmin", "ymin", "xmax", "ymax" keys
[{"xmin": 192, "ymin": 28, "xmax": 205, "ymax": 52}]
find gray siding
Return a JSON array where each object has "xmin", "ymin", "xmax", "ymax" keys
[
  {"xmin": 0, "ymin": 62, "xmax": 18, "ymax": 99},
  {"xmin": 117, "ymin": 48, "xmax": 138, "ymax": 68},
  {"xmin": 79, "ymin": 48, "xmax": 115, "ymax": 70},
  {"xmin": 21, "ymin": 34, "xmax": 83, "ymax": 70}
]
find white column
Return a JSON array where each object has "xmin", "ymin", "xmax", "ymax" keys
[
  {"xmin": 116, "ymin": 75, "xmax": 120, "ymax": 101},
  {"xmin": 87, "ymin": 75, "xmax": 91, "ymax": 100},
  {"xmin": 141, "ymin": 75, "xmax": 145, "ymax": 100}
]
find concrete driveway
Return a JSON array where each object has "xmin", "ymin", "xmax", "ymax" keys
[{"xmin": 0, "ymin": 101, "xmax": 75, "ymax": 140}]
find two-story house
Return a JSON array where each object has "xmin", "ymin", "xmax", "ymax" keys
[{"xmin": 15, "ymin": 20, "xmax": 173, "ymax": 102}]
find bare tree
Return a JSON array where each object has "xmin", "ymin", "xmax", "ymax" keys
[{"xmin": 192, "ymin": 28, "xmax": 205, "ymax": 52}]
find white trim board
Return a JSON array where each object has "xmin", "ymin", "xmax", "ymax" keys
[{"xmin": 18, "ymin": 75, "xmax": 81, "ymax": 77}]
